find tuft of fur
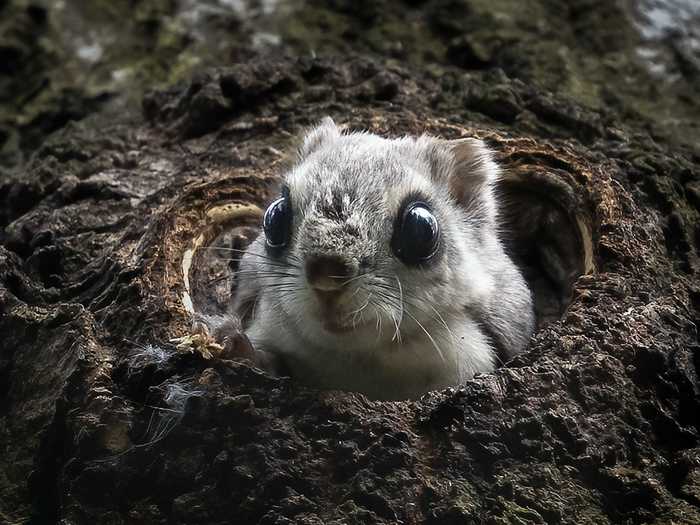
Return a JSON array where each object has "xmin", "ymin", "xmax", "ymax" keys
[
  {"xmin": 141, "ymin": 380, "xmax": 204, "ymax": 446},
  {"xmin": 231, "ymin": 118, "xmax": 535, "ymax": 400},
  {"xmin": 127, "ymin": 343, "xmax": 172, "ymax": 376}
]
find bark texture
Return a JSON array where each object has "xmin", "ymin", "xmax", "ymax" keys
[{"xmin": 1, "ymin": 54, "xmax": 699, "ymax": 524}]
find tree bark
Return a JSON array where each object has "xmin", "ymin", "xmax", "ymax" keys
[{"xmin": 1, "ymin": 55, "xmax": 699, "ymax": 524}]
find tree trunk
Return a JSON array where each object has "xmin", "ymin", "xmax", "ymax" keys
[{"xmin": 1, "ymin": 54, "xmax": 699, "ymax": 524}]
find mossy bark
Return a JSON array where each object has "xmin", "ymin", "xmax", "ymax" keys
[{"xmin": 1, "ymin": 53, "xmax": 698, "ymax": 523}]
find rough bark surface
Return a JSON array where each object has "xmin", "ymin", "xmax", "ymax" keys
[{"xmin": 1, "ymin": 53, "xmax": 699, "ymax": 524}]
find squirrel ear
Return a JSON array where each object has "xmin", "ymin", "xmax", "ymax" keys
[
  {"xmin": 423, "ymin": 137, "xmax": 500, "ymax": 221},
  {"xmin": 299, "ymin": 117, "xmax": 341, "ymax": 158},
  {"xmin": 446, "ymin": 138, "xmax": 500, "ymax": 201}
]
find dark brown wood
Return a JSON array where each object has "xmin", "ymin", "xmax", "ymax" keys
[{"xmin": 1, "ymin": 54, "xmax": 698, "ymax": 524}]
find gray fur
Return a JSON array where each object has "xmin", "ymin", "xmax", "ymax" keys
[{"xmin": 232, "ymin": 118, "xmax": 534, "ymax": 400}]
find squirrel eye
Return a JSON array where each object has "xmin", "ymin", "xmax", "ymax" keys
[
  {"xmin": 392, "ymin": 201, "xmax": 440, "ymax": 264},
  {"xmin": 263, "ymin": 197, "xmax": 292, "ymax": 250}
]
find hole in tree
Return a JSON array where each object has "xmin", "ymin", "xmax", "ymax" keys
[
  {"xmin": 497, "ymin": 166, "xmax": 593, "ymax": 329},
  {"xmin": 190, "ymin": 168, "xmax": 592, "ymax": 344},
  {"xmin": 184, "ymin": 150, "xmax": 594, "ymax": 401}
]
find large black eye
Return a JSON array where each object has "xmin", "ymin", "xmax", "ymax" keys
[
  {"xmin": 392, "ymin": 201, "xmax": 440, "ymax": 264},
  {"xmin": 263, "ymin": 196, "xmax": 292, "ymax": 251}
]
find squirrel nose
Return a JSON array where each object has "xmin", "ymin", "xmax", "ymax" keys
[{"xmin": 305, "ymin": 254, "xmax": 355, "ymax": 292}]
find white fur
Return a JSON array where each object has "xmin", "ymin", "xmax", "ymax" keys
[{"xmin": 232, "ymin": 119, "xmax": 534, "ymax": 400}]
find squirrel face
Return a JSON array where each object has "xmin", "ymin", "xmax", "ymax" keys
[{"xmin": 232, "ymin": 118, "xmax": 534, "ymax": 399}]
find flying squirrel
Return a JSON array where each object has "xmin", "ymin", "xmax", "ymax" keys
[{"xmin": 214, "ymin": 118, "xmax": 534, "ymax": 400}]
